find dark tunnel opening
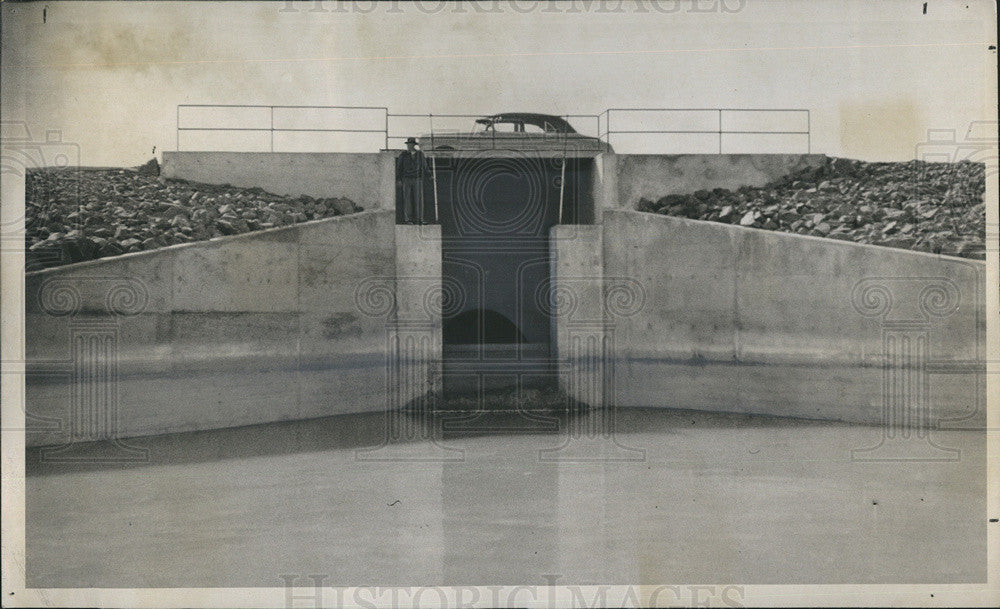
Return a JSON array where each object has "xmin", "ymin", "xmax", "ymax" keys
[{"xmin": 443, "ymin": 308, "xmax": 529, "ymax": 345}]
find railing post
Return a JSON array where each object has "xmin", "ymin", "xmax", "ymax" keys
[
  {"xmin": 270, "ymin": 106, "xmax": 274, "ymax": 152},
  {"xmin": 432, "ymin": 156, "xmax": 439, "ymax": 224},
  {"xmin": 558, "ymin": 156, "xmax": 566, "ymax": 224},
  {"xmin": 807, "ymin": 110, "xmax": 811, "ymax": 154},
  {"xmin": 384, "ymin": 108, "xmax": 389, "ymax": 151},
  {"xmin": 718, "ymin": 109, "xmax": 723, "ymax": 154},
  {"xmin": 604, "ymin": 108, "xmax": 611, "ymax": 150},
  {"xmin": 176, "ymin": 105, "xmax": 180, "ymax": 151}
]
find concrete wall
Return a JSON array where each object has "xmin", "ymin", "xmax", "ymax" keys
[
  {"xmin": 33, "ymin": 148, "xmax": 984, "ymax": 441},
  {"xmin": 162, "ymin": 151, "xmax": 396, "ymax": 211},
  {"xmin": 550, "ymin": 225, "xmax": 607, "ymax": 408},
  {"xmin": 597, "ymin": 153, "xmax": 826, "ymax": 211},
  {"xmin": 602, "ymin": 209, "xmax": 986, "ymax": 426},
  {"xmin": 25, "ymin": 210, "xmax": 400, "ymax": 447},
  {"xmin": 393, "ymin": 224, "xmax": 443, "ymax": 405}
]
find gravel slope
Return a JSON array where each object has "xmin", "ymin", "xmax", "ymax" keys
[
  {"xmin": 25, "ymin": 167, "xmax": 362, "ymax": 271},
  {"xmin": 636, "ymin": 157, "xmax": 986, "ymax": 259}
]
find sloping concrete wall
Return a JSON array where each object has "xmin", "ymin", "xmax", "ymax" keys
[
  {"xmin": 602, "ymin": 209, "xmax": 986, "ymax": 426},
  {"xmin": 25, "ymin": 210, "xmax": 398, "ymax": 447},
  {"xmin": 597, "ymin": 153, "xmax": 826, "ymax": 211},
  {"xmin": 162, "ymin": 151, "xmax": 396, "ymax": 211}
]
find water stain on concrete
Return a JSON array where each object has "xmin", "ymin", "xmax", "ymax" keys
[{"xmin": 322, "ymin": 311, "xmax": 363, "ymax": 339}]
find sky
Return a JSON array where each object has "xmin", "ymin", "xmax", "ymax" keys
[{"xmin": 1, "ymin": 0, "xmax": 996, "ymax": 166}]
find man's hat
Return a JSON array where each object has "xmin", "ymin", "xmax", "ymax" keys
[{"xmin": 405, "ymin": 137, "xmax": 418, "ymax": 145}]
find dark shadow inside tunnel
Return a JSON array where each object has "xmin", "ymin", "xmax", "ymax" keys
[
  {"xmin": 434, "ymin": 153, "xmax": 597, "ymax": 393},
  {"xmin": 443, "ymin": 308, "xmax": 529, "ymax": 344}
]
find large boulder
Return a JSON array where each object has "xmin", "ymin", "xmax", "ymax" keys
[
  {"xmin": 327, "ymin": 197, "xmax": 361, "ymax": 215},
  {"xmin": 136, "ymin": 158, "xmax": 160, "ymax": 176}
]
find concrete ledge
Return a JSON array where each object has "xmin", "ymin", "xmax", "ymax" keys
[
  {"xmin": 26, "ymin": 352, "xmax": 387, "ymax": 446},
  {"xmin": 611, "ymin": 358, "xmax": 983, "ymax": 425}
]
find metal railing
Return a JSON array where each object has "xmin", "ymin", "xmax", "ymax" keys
[
  {"xmin": 176, "ymin": 104, "xmax": 389, "ymax": 152},
  {"xmin": 175, "ymin": 105, "xmax": 810, "ymax": 154},
  {"xmin": 598, "ymin": 108, "xmax": 810, "ymax": 154}
]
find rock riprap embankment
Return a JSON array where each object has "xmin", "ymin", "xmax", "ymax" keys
[
  {"xmin": 636, "ymin": 158, "xmax": 985, "ymax": 259},
  {"xmin": 25, "ymin": 166, "xmax": 362, "ymax": 270}
]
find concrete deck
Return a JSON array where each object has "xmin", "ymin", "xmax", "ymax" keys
[{"xmin": 26, "ymin": 408, "xmax": 986, "ymax": 587}]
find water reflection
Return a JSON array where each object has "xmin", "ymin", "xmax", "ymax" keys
[{"xmin": 25, "ymin": 406, "xmax": 986, "ymax": 587}]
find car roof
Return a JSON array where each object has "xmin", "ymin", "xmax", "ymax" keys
[{"xmin": 476, "ymin": 113, "xmax": 577, "ymax": 133}]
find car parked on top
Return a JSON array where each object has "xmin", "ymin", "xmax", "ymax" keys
[{"xmin": 418, "ymin": 113, "xmax": 610, "ymax": 153}]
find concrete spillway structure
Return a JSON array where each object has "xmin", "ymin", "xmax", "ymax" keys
[{"xmin": 22, "ymin": 151, "xmax": 985, "ymax": 449}]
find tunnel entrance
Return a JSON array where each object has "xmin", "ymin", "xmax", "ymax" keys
[{"xmin": 431, "ymin": 151, "xmax": 596, "ymax": 394}]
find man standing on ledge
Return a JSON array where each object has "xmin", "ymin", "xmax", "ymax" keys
[{"xmin": 397, "ymin": 137, "xmax": 430, "ymax": 225}]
